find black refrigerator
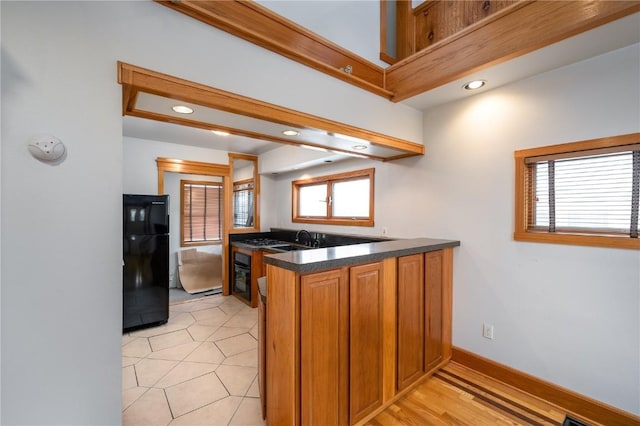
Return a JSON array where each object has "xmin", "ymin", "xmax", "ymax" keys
[{"xmin": 123, "ymin": 194, "xmax": 170, "ymax": 332}]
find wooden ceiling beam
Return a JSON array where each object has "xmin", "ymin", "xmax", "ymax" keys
[{"xmin": 154, "ymin": 0, "xmax": 393, "ymax": 99}]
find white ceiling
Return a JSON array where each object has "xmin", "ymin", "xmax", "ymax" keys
[{"xmin": 122, "ymin": 12, "xmax": 640, "ymax": 160}]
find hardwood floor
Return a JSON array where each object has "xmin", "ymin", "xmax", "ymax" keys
[{"xmin": 366, "ymin": 362, "xmax": 591, "ymax": 426}]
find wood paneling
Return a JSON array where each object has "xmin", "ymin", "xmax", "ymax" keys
[
  {"xmin": 396, "ymin": 254, "xmax": 425, "ymax": 391},
  {"xmin": 452, "ymin": 347, "xmax": 640, "ymax": 426},
  {"xmin": 425, "ymin": 250, "xmax": 444, "ymax": 372},
  {"xmin": 265, "ymin": 265, "xmax": 300, "ymax": 425},
  {"xmin": 350, "ymin": 262, "xmax": 385, "ymax": 424},
  {"xmin": 300, "ymin": 269, "xmax": 349, "ymax": 426},
  {"xmin": 154, "ymin": 0, "xmax": 391, "ymax": 98},
  {"xmin": 387, "ymin": 1, "xmax": 640, "ymax": 101}
]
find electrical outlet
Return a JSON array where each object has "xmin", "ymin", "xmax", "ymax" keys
[{"xmin": 483, "ymin": 323, "xmax": 494, "ymax": 340}]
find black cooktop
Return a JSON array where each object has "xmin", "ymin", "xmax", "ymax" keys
[{"xmin": 241, "ymin": 238, "xmax": 285, "ymax": 246}]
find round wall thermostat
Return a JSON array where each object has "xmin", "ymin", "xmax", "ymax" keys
[{"xmin": 27, "ymin": 134, "xmax": 67, "ymax": 164}]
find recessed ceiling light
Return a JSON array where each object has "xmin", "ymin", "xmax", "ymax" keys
[
  {"xmin": 211, "ymin": 130, "xmax": 230, "ymax": 136},
  {"xmin": 282, "ymin": 130, "xmax": 300, "ymax": 136},
  {"xmin": 352, "ymin": 145, "xmax": 367, "ymax": 151},
  {"xmin": 172, "ymin": 105, "xmax": 194, "ymax": 114},
  {"xmin": 463, "ymin": 80, "xmax": 486, "ymax": 90}
]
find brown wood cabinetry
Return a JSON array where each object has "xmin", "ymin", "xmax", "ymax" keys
[
  {"xmin": 396, "ymin": 254, "xmax": 425, "ymax": 391},
  {"xmin": 301, "ymin": 269, "xmax": 349, "ymax": 425},
  {"xmin": 413, "ymin": 0, "xmax": 518, "ymax": 53},
  {"xmin": 349, "ymin": 262, "xmax": 385, "ymax": 424},
  {"xmin": 265, "ymin": 245, "xmax": 456, "ymax": 426},
  {"xmin": 258, "ymin": 290, "xmax": 267, "ymax": 419},
  {"xmin": 425, "ymin": 250, "xmax": 445, "ymax": 372}
]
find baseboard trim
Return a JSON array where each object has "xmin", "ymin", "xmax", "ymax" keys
[{"xmin": 452, "ymin": 347, "xmax": 639, "ymax": 426}]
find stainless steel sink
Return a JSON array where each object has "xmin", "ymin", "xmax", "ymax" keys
[{"xmin": 270, "ymin": 244, "xmax": 311, "ymax": 252}]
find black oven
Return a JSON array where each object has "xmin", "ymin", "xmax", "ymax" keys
[{"xmin": 233, "ymin": 251, "xmax": 251, "ymax": 303}]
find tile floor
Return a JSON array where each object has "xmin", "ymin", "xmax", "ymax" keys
[{"xmin": 122, "ymin": 294, "xmax": 265, "ymax": 426}]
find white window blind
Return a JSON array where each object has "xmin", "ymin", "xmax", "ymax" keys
[{"xmin": 526, "ymin": 147, "xmax": 640, "ymax": 237}]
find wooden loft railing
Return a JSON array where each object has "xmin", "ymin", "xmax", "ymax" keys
[{"xmin": 155, "ymin": 0, "xmax": 639, "ymax": 102}]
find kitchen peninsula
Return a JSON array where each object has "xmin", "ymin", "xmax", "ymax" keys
[{"xmin": 263, "ymin": 237, "xmax": 460, "ymax": 425}]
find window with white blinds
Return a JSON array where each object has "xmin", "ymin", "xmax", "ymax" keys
[
  {"xmin": 514, "ymin": 133, "xmax": 640, "ymax": 249},
  {"xmin": 181, "ymin": 180, "xmax": 223, "ymax": 246}
]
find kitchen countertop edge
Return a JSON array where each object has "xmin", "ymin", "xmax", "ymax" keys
[{"xmin": 263, "ymin": 238, "xmax": 460, "ymax": 274}]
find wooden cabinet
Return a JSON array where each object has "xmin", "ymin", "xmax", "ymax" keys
[
  {"xmin": 300, "ymin": 269, "xmax": 349, "ymax": 426},
  {"xmin": 349, "ymin": 262, "xmax": 385, "ymax": 424},
  {"xmin": 425, "ymin": 249, "xmax": 453, "ymax": 373},
  {"xmin": 266, "ymin": 247, "xmax": 455, "ymax": 426},
  {"xmin": 300, "ymin": 262, "xmax": 385, "ymax": 425},
  {"xmin": 396, "ymin": 254, "xmax": 425, "ymax": 391},
  {"xmin": 258, "ymin": 290, "xmax": 267, "ymax": 420}
]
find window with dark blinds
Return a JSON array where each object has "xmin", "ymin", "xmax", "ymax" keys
[
  {"xmin": 514, "ymin": 133, "xmax": 640, "ymax": 249},
  {"xmin": 181, "ymin": 180, "xmax": 222, "ymax": 245}
]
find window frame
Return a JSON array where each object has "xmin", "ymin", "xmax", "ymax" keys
[
  {"xmin": 514, "ymin": 133, "xmax": 640, "ymax": 250},
  {"xmin": 180, "ymin": 179, "xmax": 224, "ymax": 247},
  {"xmin": 232, "ymin": 178, "xmax": 254, "ymax": 228},
  {"xmin": 292, "ymin": 168, "xmax": 375, "ymax": 227}
]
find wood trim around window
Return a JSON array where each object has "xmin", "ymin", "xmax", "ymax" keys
[
  {"xmin": 156, "ymin": 157, "xmax": 231, "ymax": 294},
  {"xmin": 180, "ymin": 179, "xmax": 224, "ymax": 248},
  {"xmin": 292, "ymin": 168, "xmax": 375, "ymax": 227},
  {"xmin": 514, "ymin": 133, "xmax": 640, "ymax": 250}
]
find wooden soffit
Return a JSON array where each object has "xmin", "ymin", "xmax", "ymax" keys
[
  {"xmin": 156, "ymin": 0, "xmax": 640, "ymax": 103},
  {"xmin": 117, "ymin": 62, "xmax": 424, "ymax": 161}
]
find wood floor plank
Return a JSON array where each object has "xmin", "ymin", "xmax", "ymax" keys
[{"xmin": 366, "ymin": 362, "xmax": 585, "ymax": 426}]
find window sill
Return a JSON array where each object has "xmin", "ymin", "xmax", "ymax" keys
[
  {"xmin": 513, "ymin": 232, "xmax": 640, "ymax": 250},
  {"xmin": 181, "ymin": 241, "xmax": 223, "ymax": 248},
  {"xmin": 293, "ymin": 217, "xmax": 374, "ymax": 227}
]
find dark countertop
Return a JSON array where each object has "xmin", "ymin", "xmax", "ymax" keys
[{"xmin": 263, "ymin": 238, "xmax": 460, "ymax": 274}]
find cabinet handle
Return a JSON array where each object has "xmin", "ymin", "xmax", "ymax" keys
[
  {"xmin": 428, "ymin": 31, "xmax": 434, "ymax": 41},
  {"xmin": 483, "ymin": 1, "xmax": 491, "ymax": 11},
  {"xmin": 423, "ymin": 10, "xmax": 429, "ymax": 16}
]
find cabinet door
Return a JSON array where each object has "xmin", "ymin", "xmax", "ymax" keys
[
  {"xmin": 350, "ymin": 262, "xmax": 384, "ymax": 424},
  {"xmin": 397, "ymin": 254, "xmax": 425, "ymax": 391},
  {"xmin": 301, "ymin": 269, "xmax": 348, "ymax": 426},
  {"xmin": 425, "ymin": 251, "xmax": 444, "ymax": 372},
  {"xmin": 258, "ymin": 294, "xmax": 266, "ymax": 419}
]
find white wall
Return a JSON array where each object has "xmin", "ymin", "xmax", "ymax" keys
[
  {"xmin": 1, "ymin": 1, "xmax": 421, "ymax": 424},
  {"xmin": 256, "ymin": 0, "xmax": 387, "ymax": 67},
  {"xmin": 263, "ymin": 44, "xmax": 640, "ymax": 414}
]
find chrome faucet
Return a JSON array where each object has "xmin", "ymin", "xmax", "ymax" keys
[{"xmin": 295, "ymin": 229, "xmax": 313, "ymax": 246}]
